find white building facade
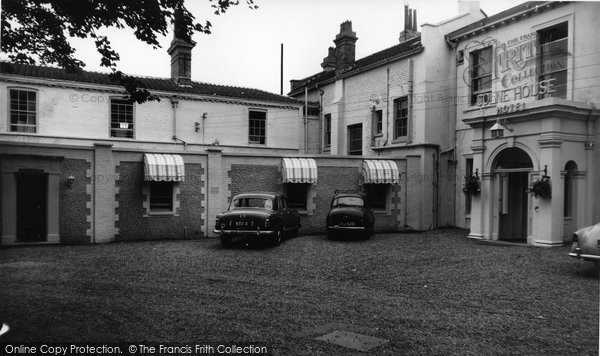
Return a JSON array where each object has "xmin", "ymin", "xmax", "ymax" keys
[{"xmin": 448, "ymin": 1, "xmax": 600, "ymax": 245}]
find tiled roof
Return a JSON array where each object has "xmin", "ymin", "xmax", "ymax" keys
[
  {"xmin": 288, "ymin": 36, "xmax": 423, "ymax": 96},
  {"xmin": 446, "ymin": 1, "xmax": 569, "ymax": 41},
  {"xmin": 0, "ymin": 62, "xmax": 303, "ymax": 105}
]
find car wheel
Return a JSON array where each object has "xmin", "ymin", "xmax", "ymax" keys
[
  {"xmin": 326, "ymin": 231, "xmax": 336, "ymax": 240},
  {"xmin": 272, "ymin": 229, "xmax": 283, "ymax": 246},
  {"xmin": 220, "ymin": 235, "xmax": 232, "ymax": 247}
]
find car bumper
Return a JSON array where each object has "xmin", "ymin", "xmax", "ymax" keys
[
  {"xmin": 568, "ymin": 247, "xmax": 600, "ymax": 261},
  {"xmin": 327, "ymin": 226, "xmax": 367, "ymax": 231},
  {"xmin": 213, "ymin": 229, "xmax": 275, "ymax": 236}
]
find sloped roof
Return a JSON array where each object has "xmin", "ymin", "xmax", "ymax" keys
[
  {"xmin": 0, "ymin": 62, "xmax": 302, "ymax": 105},
  {"xmin": 288, "ymin": 36, "xmax": 423, "ymax": 96},
  {"xmin": 446, "ymin": 1, "xmax": 569, "ymax": 41}
]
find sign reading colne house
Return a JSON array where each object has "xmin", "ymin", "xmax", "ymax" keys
[{"xmin": 475, "ymin": 30, "xmax": 568, "ymax": 113}]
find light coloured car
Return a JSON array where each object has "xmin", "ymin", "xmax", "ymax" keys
[{"xmin": 569, "ymin": 222, "xmax": 600, "ymax": 272}]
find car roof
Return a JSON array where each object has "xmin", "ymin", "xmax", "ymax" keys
[
  {"xmin": 333, "ymin": 193, "xmax": 365, "ymax": 198},
  {"xmin": 232, "ymin": 192, "xmax": 280, "ymax": 199}
]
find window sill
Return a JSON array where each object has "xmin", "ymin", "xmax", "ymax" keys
[
  {"xmin": 109, "ymin": 136, "xmax": 136, "ymax": 140},
  {"xmin": 144, "ymin": 211, "xmax": 178, "ymax": 217},
  {"xmin": 391, "ymin": 137, "xmax": 408, "ymax": 144},
  {"xmin": 373, "ymin": 133, "xmax": 383, "ymax": 138}
]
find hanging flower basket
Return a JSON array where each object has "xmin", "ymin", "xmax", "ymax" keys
[
  {"xmin": 528, "ymin": 176, "xmax": 552, "ymax": 199},
  {"xmin": 462, "ymin": 175, "xmax": 481, "ymax": 196}
]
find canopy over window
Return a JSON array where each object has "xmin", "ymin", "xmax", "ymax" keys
[
  {"xmin": 362, "ymin": 160, "xmax": 399, "ymax": 184},
  {"xmin": 144, "ymin": 153, "xmax": 185, "ymax": 181},
  {"xmin": 282, "ymin": 158, "xmax": 317, "ymax": 183}
]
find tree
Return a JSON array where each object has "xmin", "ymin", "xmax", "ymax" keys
[{"xmin": 1, "ymin": 0, "xmax": 258, "ymax": 103}]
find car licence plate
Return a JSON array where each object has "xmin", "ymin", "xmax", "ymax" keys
[{"xmin": 340, "ymin": 221, "xmax": 355, "ymax": 227}]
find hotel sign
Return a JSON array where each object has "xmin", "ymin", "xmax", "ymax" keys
[{"xmin": 469, "ymin": 32, "xmax": 567, "ymax": 114}]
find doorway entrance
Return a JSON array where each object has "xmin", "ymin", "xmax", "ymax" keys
[
  {"xmin": 498, "ymin": 172, "xmax": 529, "ymax": 241},
  {"xmin": 493, "ymin": 148, "xmax": 533, "ymax": 242},
  {"xmin": 16, "ymin": 169, "xmax": 48, "ymax": 242}
]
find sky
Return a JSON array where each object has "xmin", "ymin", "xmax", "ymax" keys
[{"xmin": 26, "ymin": 0, "xmax": 530, "ymax": 94}]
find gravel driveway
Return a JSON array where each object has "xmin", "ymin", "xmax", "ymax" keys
[{"xmin": 0, "ymin": 229, "xmax": 597, "ymax": 355}]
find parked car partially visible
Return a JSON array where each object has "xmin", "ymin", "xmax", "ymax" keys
[
  {"xmin": 326, "ymin": 190, "xmax": 374, "ymax": 240},
  {"xmin": 569, "ymin": 222, "xmax": 600, "ymax": 272},
  {"xmin": 214, "ymin": 192, "xmax": 300, "ymax": 247}
]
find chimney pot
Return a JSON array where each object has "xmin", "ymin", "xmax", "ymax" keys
[{"xmin": 399, "ymin": 6, "xmax": 420, "ymax": 43}]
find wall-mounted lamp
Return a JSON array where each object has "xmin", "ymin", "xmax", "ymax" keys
[
  {"xmin": 490, "ymin": 118, "xmax": 514, "ymax": 138},
  {"xmin": 490, "ymin": 122, "xmax": 504, "ymax": 138},
  {"xmin": 66, "ymin": 175, "xmax": 75, "ymax": 188}
]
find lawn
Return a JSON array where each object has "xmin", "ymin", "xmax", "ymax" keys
[{"xmin": 0, "ymin": 229, "xmax": 597, "ymax": 355}]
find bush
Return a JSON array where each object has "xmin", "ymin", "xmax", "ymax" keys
[
  {"xmin": 462, "ymin": 175, "xmax": 481, "ymax": 196},
  {"xmin": 528, "ymin": 176, "xmax": 551, "ymax": 199}
]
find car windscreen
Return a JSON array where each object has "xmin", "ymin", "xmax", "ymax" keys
[
  {"xmin": 332, "ymin": 196, "xmax": 364, "ymax": 208},
  {"xmin": 231, "ymin": 197, "xmax": 273, "ymax": 210}
]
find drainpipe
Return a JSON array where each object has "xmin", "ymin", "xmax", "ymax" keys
[
  {"xmin": 383, "ymin": 66, "xmax": 390, "ymax": 146},
  {"xmin": 171, "ymin": 98, "xmax": 179, "ymax": 140},
  {"xmin": 408, "ymin": 58, "xmax": 414, "ymax": 144},
  {"xmin": 170, "ymin": 98, "xmax": 186, "ymax": 147},
  {"xmin": 433, "ymin": 148, "xmax": 440, "ymax": 229},
  {"xmin": 304, "ymin": 87, "xmax": 308, "ymax": 154},
  {"xmin": 450, "ymin": 43, "xmax": 459, "ymax": 227},
  {"xmin": 317, "ymin": 85, "xmax": 324, "ymax": 154}
]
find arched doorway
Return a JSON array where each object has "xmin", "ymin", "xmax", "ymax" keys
[
  {"xmin": 563, "ymin": 161, "xmax": 578, "ymax": 239},
  {"xmin": 492, "ymin": 147, "xmax": 533, "ymax": 242}
]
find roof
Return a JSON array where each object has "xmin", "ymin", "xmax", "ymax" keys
[
  {"xmin": 446, "ymin": 1, "xmax": 570, "ymax": 42},
  {"xmin": 288, "ymin": 36, "xmax": 423, "ymax": 96},
  {"xmin": 232, "ymin": 192, "xmax": 280, "ymax": 199},
  {"xmin": 0, "ymin": 62, "xmax": 302, "ymax": 105},
  {"xmin": 333, "ymin": 190, "xmax": 364, "ymax": 197}
]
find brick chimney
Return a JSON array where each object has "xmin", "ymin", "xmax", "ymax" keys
[
  {"xmin": 333, "ymin": 21, "xmax": 358, "ymax": 75},
  {"xmin": 399, "ymin": 5, "xmax": 419, "ymax": 43},
  {"xmin": 167, "ymin": 8, "xmax": 196, "ymax": 86},
  {"xmin": 321, "ymin": 47, "xmax": 336, "ymax": 71}
]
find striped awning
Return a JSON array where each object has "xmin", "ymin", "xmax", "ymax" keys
[
  {"xmin": 144, "ymin": 154, "xmax": 185, "ymax": 181},
  {"xmin": 362, "ymin": 160, "xmax": 399, "ymax": 184},
  {"xmin": 282, "ymin": 158, "xmax": 318, "ymax": 183}
]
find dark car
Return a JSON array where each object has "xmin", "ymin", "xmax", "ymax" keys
[
  {"xmin": 326, "ymin": 190, "xmax": 375, "ymax": 240},
  {"xmin": 569, "ymin": 222, "xmax": 600, "ymax": 273},
  {"xmin": 214, "ymin": 192, "xmax": 301, "ymax": 247}
]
